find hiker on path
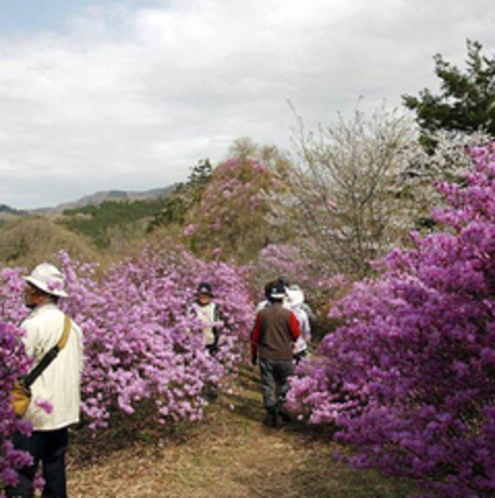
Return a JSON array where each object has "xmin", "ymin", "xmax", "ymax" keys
[
  {"xmin": 251, "ymin": 281, "xmax": 300, "ymax": 427},
  {"xmin": 7, "ymin": 263, "xmax": 84, "ymax": 498}
]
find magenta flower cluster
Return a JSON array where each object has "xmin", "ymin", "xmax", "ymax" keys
[
  {"xmin": 287, "ymin": 143, "xmax": 495, "ymax": 497},
  {"xmin": 254, "ymin": 242, "xmax": 337, "ymax": 300},
  {"xmin": 0, "ymin": 267, "xmax": 34, "ymax": 493},
  {"xmin": 56, "ymin": 246, "xmax": 254, "ymax": 432}
]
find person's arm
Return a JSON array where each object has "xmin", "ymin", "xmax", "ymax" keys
[
  {"xmin": 300, "ymin": 309, "xmax": 311, "ymax": 341},
  {"xmin": 250, "ymin": 313, "xmax": 262, "ymax": 365},
  {"xmin": 212, "ymin": 304, "xmax": 221, "ymax": 350}
]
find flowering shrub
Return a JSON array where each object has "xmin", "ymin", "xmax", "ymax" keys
[
  {"xmin": 0, "ymin": 247, "xmax": 253, "ymax": 436},
  {"xmin": 253, "ymin": 242, "xmax": 348, "ymax": 311},
  {"xmin": 60, "ymin": 246, "xmax": 253, "ymax": 431},
  {"xmin": 255, "ymin": 243, "xmax": 326, "ymax": 290},
  {"xmin": 0, "ymin": 267, "xmax": 34, "ymax": 494},
  {"xmin": 0, "ymin": 316, "xmax": 32, "ymax": 493},
  {"xmin": 287, "ymin": 143, "xmax": 495, "ymax": 496}
]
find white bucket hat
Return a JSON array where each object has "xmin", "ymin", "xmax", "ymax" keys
[
  {"xmin": 23, "ymin": 263, "xmax": 68, "ymax": 298},
  {"xmin": 287, "ymin": 284, "xmax": 305, "ymax": 306}
]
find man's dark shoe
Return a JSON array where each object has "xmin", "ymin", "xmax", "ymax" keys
[
  {"xmin": 277, "ymin": 409, "xmax": 293, "ymax": 423},
  {"xmin": 265, "ymin": 408, "xmax": 278, "ymax": 428}
]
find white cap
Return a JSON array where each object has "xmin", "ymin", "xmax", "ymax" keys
[
  {"xmin": 23, "ymin": 263, "xmax": 68, "ymax": 298},
  {"xmin": 287, "ymin": 284, "xmax": 304, "ymax": 306}
]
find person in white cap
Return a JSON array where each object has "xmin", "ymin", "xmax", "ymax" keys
[
  {"xmin": 286, "ymin": 284, "xmax": 312, "ymax": 363},
  {"xmin": 6, "ymin": 263, "xmax": 83, "ymax": 498}
]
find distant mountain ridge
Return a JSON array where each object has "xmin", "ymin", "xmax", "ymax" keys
[{"xmin": 28, "ymin": 184, "xmax": 178, "ymax": 215}]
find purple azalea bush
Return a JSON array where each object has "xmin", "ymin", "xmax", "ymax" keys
[
  {"xmin": 58, "ymin": 245, "xmax": 254, "ymax": 431},
  {"xmin": 0, "ymin": 246, "xmax": 253, "ymax": 443},
  {"xmin": 287, "ymin": 143, "xmax": 495, "ymax": 497},
  {"xmin": 0, "ymin": 267, "xmax": 33, "ymax": 494},
  {"xmin": 183, "ymin": 155, "xmax": 289, "ymax": 262}
]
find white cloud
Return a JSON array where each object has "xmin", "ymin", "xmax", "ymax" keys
[{"xmin": 0, "ymin": 0, "xmax": 494, "ymax": 208}]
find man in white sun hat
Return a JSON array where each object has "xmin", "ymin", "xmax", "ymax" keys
[{"xmin": 7, "ymin": 263, "xmax": 83, "ymax": 498}]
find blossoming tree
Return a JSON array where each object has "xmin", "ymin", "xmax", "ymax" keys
[{"xmin": 183, "ymin": 154, "xmax": 291, "ymax": 263}]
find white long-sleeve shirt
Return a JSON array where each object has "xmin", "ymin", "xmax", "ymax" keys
[
  {"xmin": 21, "ymin": 303, "xmax": 83, "ymax": 431},
  {"xmin": 189, "ymin": 302, "xmax": 218, "ymax": 346}
]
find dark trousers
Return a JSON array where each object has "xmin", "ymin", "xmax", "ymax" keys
[
  {"xmin": 6, "ymin": 428, "xmax": 69, "ymax": 498},
  {"xmin": 259, "ymin": 358, "xmax": 294, "ymax": 412}
]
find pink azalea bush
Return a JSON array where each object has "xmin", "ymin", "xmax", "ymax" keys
[
  {"xmin": 287, "ymin": 143, "xmax": 495, "ymax": 497},
  {"xmin": 184, "ymin": 156, "xmax": 290, "ymax": 262},
  {"xmin": 255, "ymin": 243, "xmax": 325, "ymax": 290},
  {"xmin": 0, "ymin": 266, "xmax": 33, "ymax": 493},
  {"xmin": 59, "ymin": 246, "xmax": 254, "ymax": 432},
  {"xmin": 51, "ymin": 248, "xmax": 252, "ymax": 430},
  {"xmin": 0, "ymin": 247, "xmax": 253, "ymax": 438},
  {"xmin": 253, "ymin": 242, "xmax": 346, "ymax": 307},
  {"xmin": 0, "ymin": 320, "xmax": 33, "ymax": 494}
]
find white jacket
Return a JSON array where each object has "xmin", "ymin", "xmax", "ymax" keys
[
  {"xmin": 190, "ymin": 302, "xmax": 218, "ymax": 346},
  {"xmin": 21, "ymin": 303, "xmax": 84, "ymax": 431}
]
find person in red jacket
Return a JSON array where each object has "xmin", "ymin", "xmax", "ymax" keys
[{"xmin": 251, "ymin": 281, "xmax": 300, "ymax": 427}]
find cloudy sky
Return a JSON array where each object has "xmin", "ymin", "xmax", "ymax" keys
[{"xmin": 1, "ymin": 0, "xmax": 494, "ymax": 209}]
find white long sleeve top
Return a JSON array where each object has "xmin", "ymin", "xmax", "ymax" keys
[
  {"xmin": 189, "ymin": 302, "xmax": 218, "ymax": 346},
  {"xmin": 21, "ymin": 303, "xmax": 84, "ymax": 431}
]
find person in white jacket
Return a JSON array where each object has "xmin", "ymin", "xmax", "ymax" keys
[
  {"xmin": 7, "ymin": 263, "xmax": 83, "ymax": 498},
  {"xmin": 286, "ymin": 284, "xmax": 311, "ymax": 363},
  {"xmin": 189, "ymin": 282, "xmax": 220, "ymax": 355}
]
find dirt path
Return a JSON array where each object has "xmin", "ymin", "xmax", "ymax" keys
[{"xmin": 67, "ymin": 368, "xmax": 414, "ymax": 498}]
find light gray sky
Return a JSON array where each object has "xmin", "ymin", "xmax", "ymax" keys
[{"xmin": 1, "ymin": 0, "xmax": 494, "ymax": 209}]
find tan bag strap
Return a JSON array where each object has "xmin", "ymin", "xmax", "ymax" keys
[{"xmin": 57, "ymin": 315, "xmax": 71, "ymax": 350}]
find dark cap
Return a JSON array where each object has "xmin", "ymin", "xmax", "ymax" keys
[
  {"xmin": 269, "ymin": 281, "xmax": 286, "ymax": 300},
  {"xmin": 197, "ymin": 282, "xmax": 213, "ymax": 296}
]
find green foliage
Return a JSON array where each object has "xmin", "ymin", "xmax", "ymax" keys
[
  {"xmin": 147, "ymin": 159, "xmax": 213, "ymax": 232},
  {"xmin": 0, "ymin": 204, "xmax": 24, "ymax": 215},
  {"xmin": 403, "ymin": 40, "xmax": 495, "ymax": 147},
  {"xmin": 60, "ymin": 198, "xmax": 169, "ymax": 249},
  {"xmin": 187, "ymin": 158, "xmax": 213, "ymax": 192}
]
